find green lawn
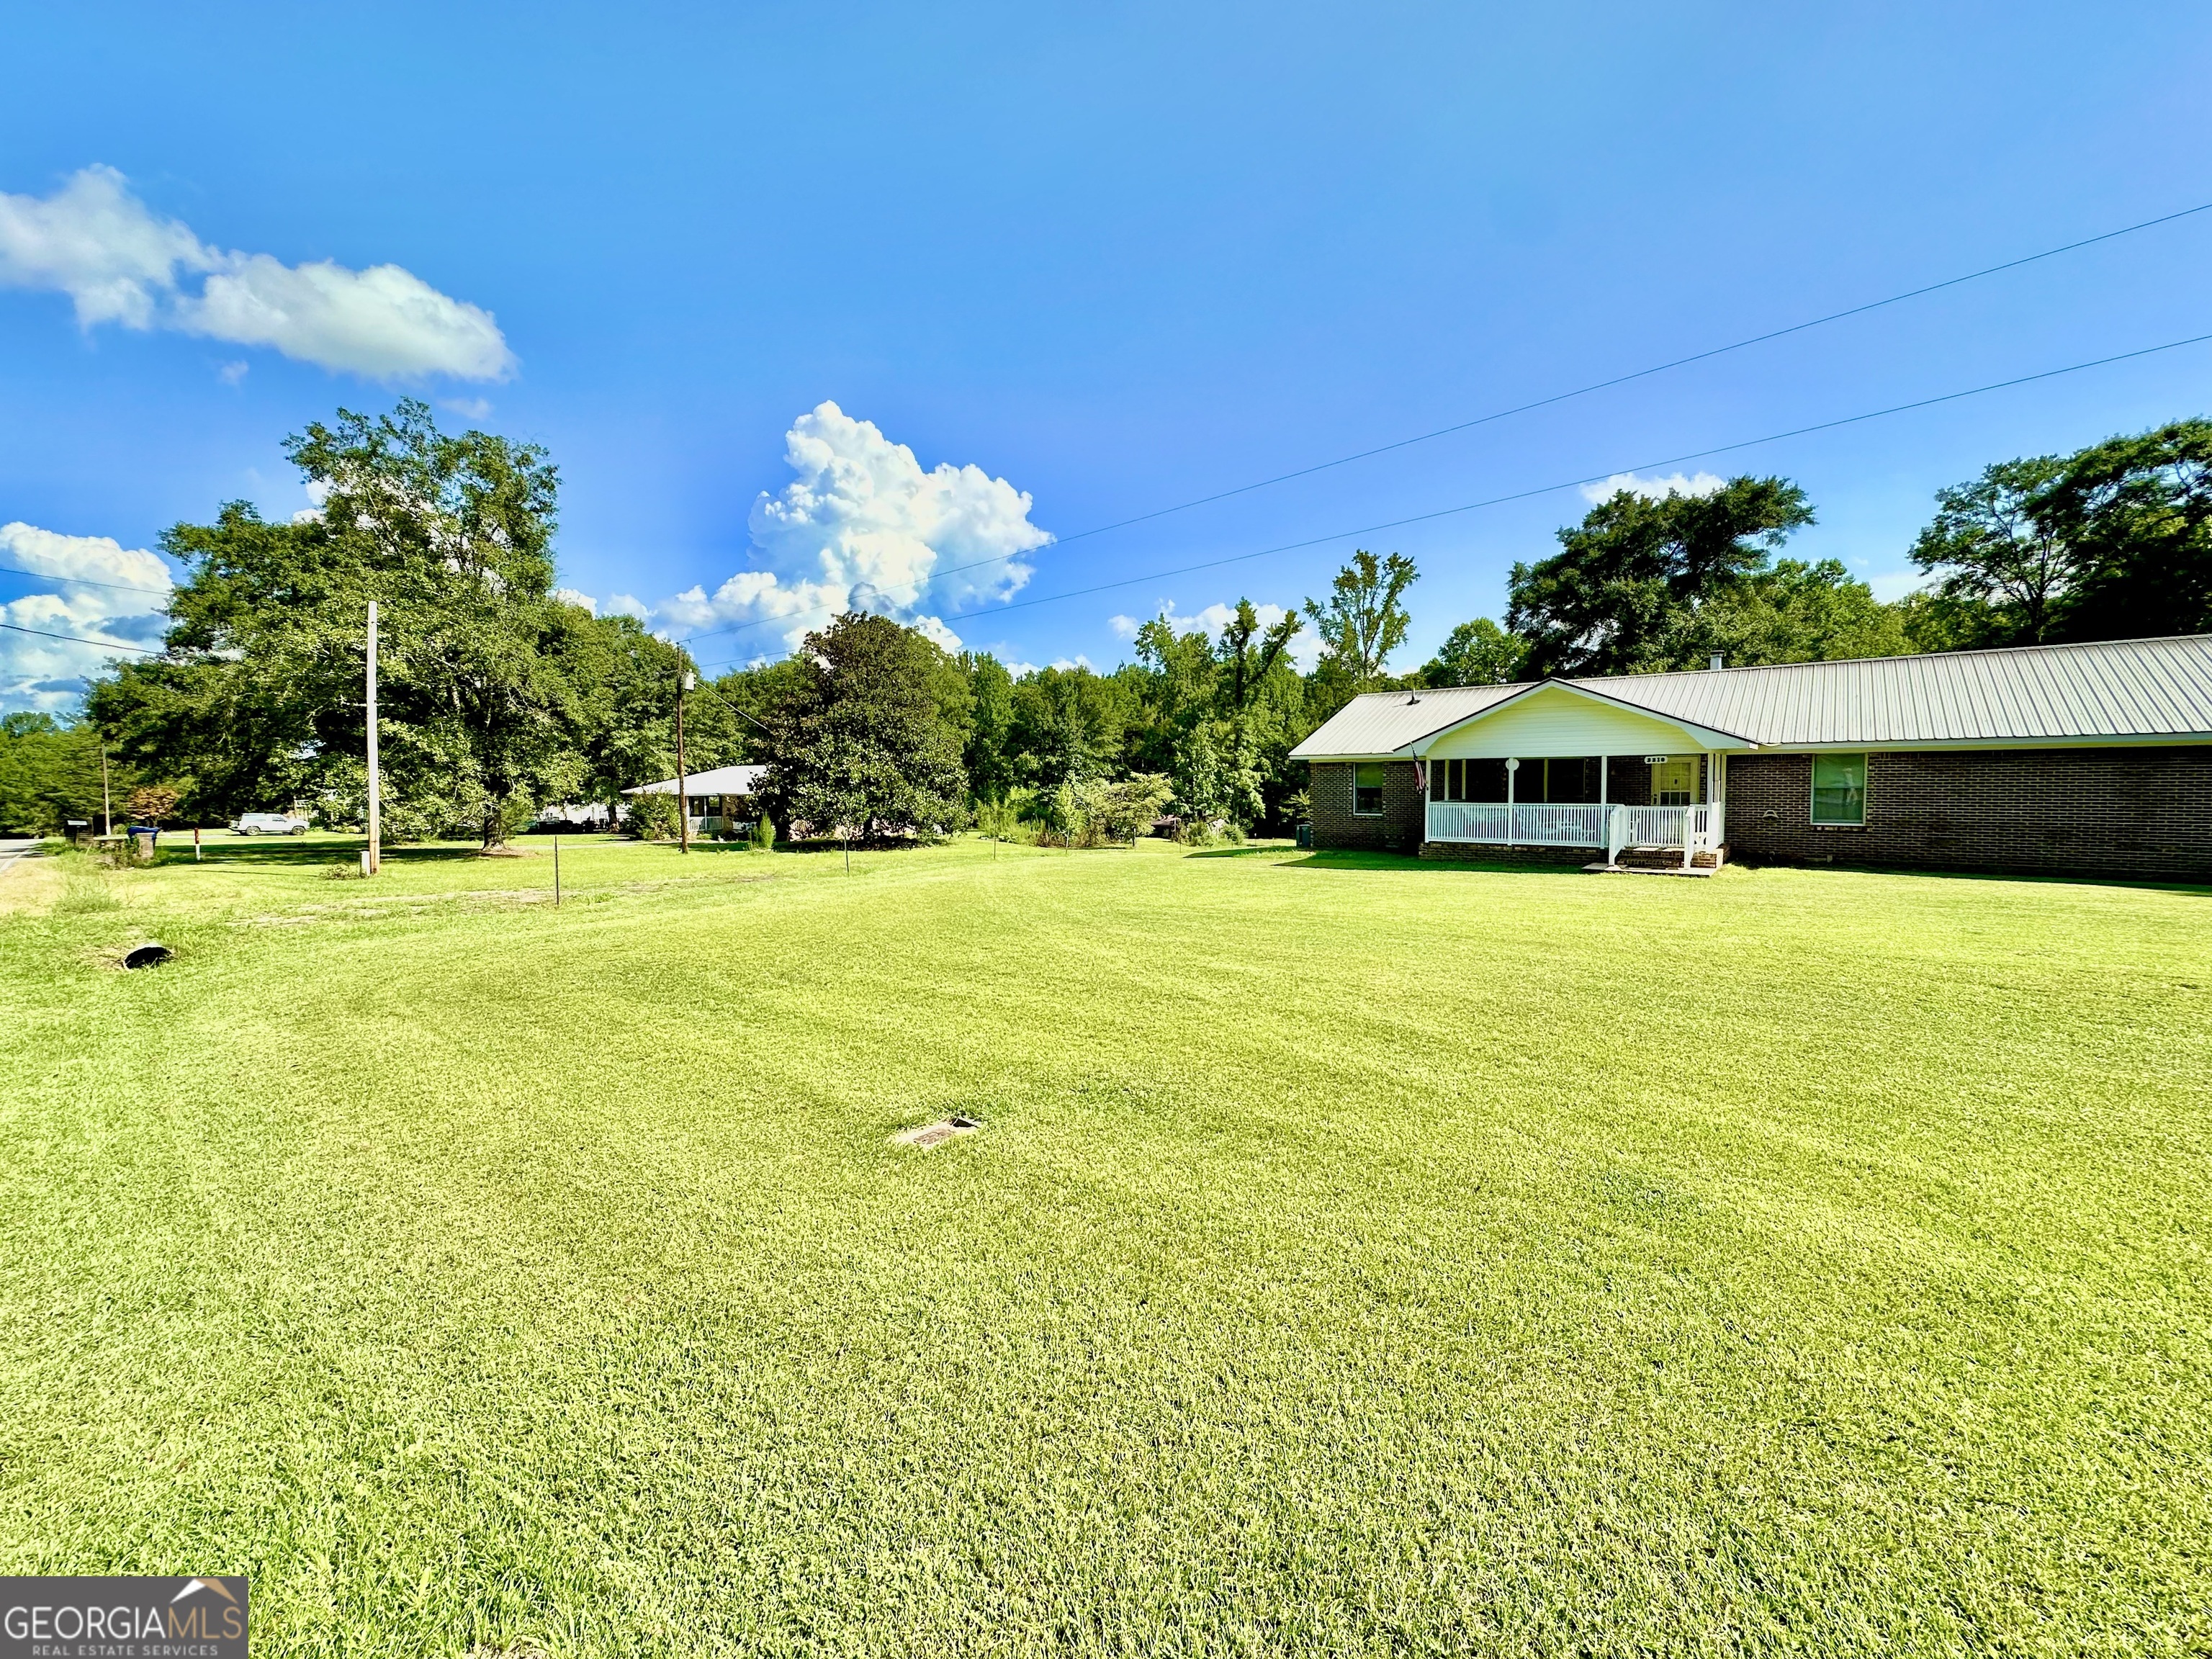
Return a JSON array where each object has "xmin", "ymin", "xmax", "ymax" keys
[{"xmin": 2, "ymin": 835, "xmax": 2207, "ymax": 1655}]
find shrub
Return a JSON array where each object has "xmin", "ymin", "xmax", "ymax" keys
[
  {"xmin": 624, "ymin": 793, "xmax": 678, "ymax": 840},
  {"xmin": 1176, "ymin": 817, "xmax": 1245, "ymax": 848},
  {"xmin": 750, "ymin": 812, "xmax": 776, "ymax": 851}
]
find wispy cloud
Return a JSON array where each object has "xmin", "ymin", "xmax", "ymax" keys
[
  {"xmin": 0, "ymin": 522, "xmax": 171, "ymax": 713},
  {"xmin": 0, "ymin": 165, "xmax": 514, "ymax": 381}
]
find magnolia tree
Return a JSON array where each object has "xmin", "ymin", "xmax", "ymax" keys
[{"xmin": 765, "ymin": 613, "xmax": 969, "ymax": 842}]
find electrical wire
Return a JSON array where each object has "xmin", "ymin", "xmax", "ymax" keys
[
  {"xmin": 669, "ymin": 196, "xmax": 2212, "ymax": 653},
  {"xmin": 691, "ymin": 326, "xmax": 2212, "ymax": 672},
  {"xmin": 0, "ymin": 562, "xmax": 173, "ymax": 596},
  {"xmin": 0, "ymin": 619, "xmax": 164, "ymax": 653}
]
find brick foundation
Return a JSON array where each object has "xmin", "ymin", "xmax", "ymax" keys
[
  {"xmin": 1416, "ymin": 841, "xmax": 1588, "ymax": 864},
  {"xmin": 1726, "ymin": 747, "xmax": 2212, "ymax": 879}
]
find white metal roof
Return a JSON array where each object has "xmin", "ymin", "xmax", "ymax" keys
[
  {"xmin": 623, "ymin": 763, "xmax": 768, "ymax": 796},
  {"xmin": 1289, "ymin": 634, "xmax": 2212, "ymax": 757}
]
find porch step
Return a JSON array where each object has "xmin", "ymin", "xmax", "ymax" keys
[{"xmin": 1583, "ymin": 860, "xmax": 1719, "ymax": 878}]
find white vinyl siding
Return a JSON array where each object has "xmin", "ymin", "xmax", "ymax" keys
[{"xmin": 1422, "ymin": 683, "xmax": 1715, "ymax": 760}]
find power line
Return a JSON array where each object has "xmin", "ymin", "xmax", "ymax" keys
[
  {"xmin": 0, "ymin": 562, "xmax": 173, "ymax": 597},
  {"xmin": 0, "ymin": 619, "xmax": 164, "ymax": 654},
  {"xmin": 693, "ymin": 327, "xmax": 2212, "ymax": 671},
  {"xmin": 671, "ymin": 196, "xmax": 2212, "ymax": 653}
]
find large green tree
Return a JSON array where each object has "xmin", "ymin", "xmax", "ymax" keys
[
  {"xmin": 0, "ymin": 714, "xmax": 115, "ymax": 835},
  {"xmin": 1305, "ymin": 550, "xmax": 1417, "ymax": 691},
  {"xmin": 1689, "ymin": 559, "xmax": 1909, "ymax": 666},
  {"xmin": 2033, "ymin": 418, "xmax": 2212, "ymax": 642},
  {"xmin": 1907, "ymin": 457, "xmax": 2072, "ymax": 647},
  {"xmin": 1009, "ymin": 665, "xmax": 1133, "ymax": 791},
  {"xmin": 567, "ymin": 613, "xmax": 738, "ymax": 819},
  {"xmin": 91, "ymin": 400, "xmax": 599, "ymax": 846},
  {"xmin": 1419, "ymin": 618, "xmax": 1528, "ymax": 687},
  {"xmin": 958, "ymin": 652, "xmax": 1018, "ymax": 801},
  {"xmin": 765, "ymin": 612, "xmax": 968, "ymax": 841},
  {"xmin": 1506, "ymin": 477, "xmax": 1817, "ymax": 676}
]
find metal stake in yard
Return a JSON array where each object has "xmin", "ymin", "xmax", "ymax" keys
[
  {"xmin": 554, "ymin": 832, "xmax": 561, "ymax": 907},
  {"xmin": 675, "ymin": 668, "xmax": 693, "ymax": 855},
  {"xmin": 366, "ymin": 600, "xmax": 382, "ymax": 876}
]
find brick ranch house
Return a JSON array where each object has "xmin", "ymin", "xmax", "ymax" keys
[{"xmin": 1288, "ymin": 634, "xmax": 2212, "ymax": 879}]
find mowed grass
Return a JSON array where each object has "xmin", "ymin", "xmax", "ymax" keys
[{"xmin": 1, "ymin": 834, "xmax": 2208, "ymax": 1655}]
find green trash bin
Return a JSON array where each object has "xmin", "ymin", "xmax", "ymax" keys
[{"xmin": 1296, "ymin": 822, "xmax": 1312, "ymax": 849}]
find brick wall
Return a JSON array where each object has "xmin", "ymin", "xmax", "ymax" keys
[
  {"xmin": 1727, "ymin": 746, "xmax": 2212, "ymax": 878},
  {"xmin": 1310, "ymin": 760, "xmax": 1424, "ymax": 851}
]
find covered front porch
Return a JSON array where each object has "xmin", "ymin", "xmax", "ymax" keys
[
  {"xmin": 1414, "ymin": 683, "xmax": 1749, "ymax": 868},
  {"xmin": 1424, "ymin": 770, "xmax": 1725, "ymax": 866}
]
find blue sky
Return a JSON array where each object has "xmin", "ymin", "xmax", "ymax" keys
[{"xmin": 4, "ymin": 3, "xmax": 2211, "ymax": 708}]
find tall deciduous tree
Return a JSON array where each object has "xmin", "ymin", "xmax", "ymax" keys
[
  {"xmin": 958, "ymin": 652, "xmax": 1017, "ymax": 802},
  {"xmin": 0, "ymin": 714, "xmax": 112, "ymax": 835},
  {"xmin": 1218, "ymin": 600, "xmax": 1303, "ymax": 716},
  {"xmin": 1305, "ymin": 551, "xmax": 1417, "ymax": 688},
  {"xmin": 1419, "ymin": 618, "xmax": 1528, "ymax": 686},
  {"xmin": 1908, "ymin": 457, "xmax": 2072, "ymax": 646},
  {"xmin": 1506, "ymin": 477, "xmax": 1815, "ymax": 677},
  {"xmin": 2033, "ymin": 418, "xmax": 2212, "ymax": 642},
  {"xmin": 90, "ymin": 400, "xmax": 588, "ymax": 846}
]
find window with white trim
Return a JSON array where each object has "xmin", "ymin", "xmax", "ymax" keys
[
  {"xmin": 1353, "ymin": 763, "xmax": 1385, "ymax": 816},
  {"xmin": 1811, "ymin": 752, "xmax": 1867, "ymax": 824}
]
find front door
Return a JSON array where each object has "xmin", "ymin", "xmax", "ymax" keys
[{"xmin": 1650, "ymin": 757, "xmax": 1698, "ymax": 806}]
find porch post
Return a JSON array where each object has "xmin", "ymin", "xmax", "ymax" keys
[
  {"xmin": 1683, "ymin": 752, "xmax": 1697, "ymax": 870},
  {"xmin": 1599, "ymin": 755, "xmax": 1608, "ymax": 806},
  {"xmin": 1506, "ymin": 757, "xmax": 1517, "ymax": 847}
]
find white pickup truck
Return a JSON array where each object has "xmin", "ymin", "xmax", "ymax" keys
[{"xmin": 232, "ymin": 812, "xmax": 310, "ymax": 835}]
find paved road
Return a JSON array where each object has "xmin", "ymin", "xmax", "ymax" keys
[{"xmin": 0, "ymin": 837, "xmax": 43, "ymax": 879}]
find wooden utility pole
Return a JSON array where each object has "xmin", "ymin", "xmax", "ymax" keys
[
  {"xmin": 675, "ymin": 668, "xmax": 694, "ymax": 853},
  {"xmin": 366, "ymin": 601, "xmax": 382, "ymax": 874},
  {"xmin": 100, "ymin": 746, "xmax": 112, "ymax": 837}
]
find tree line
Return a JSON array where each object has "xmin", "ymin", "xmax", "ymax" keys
[{"xmin": 2, "ymin": 403, "xmax": 2202, "ymax": 840}]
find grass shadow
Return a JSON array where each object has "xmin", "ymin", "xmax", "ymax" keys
[
  {"xmin": 1732, "ymin": 856, "xmax": 2212, "ymax": 899},
  {"xmin": 1269, "ymin": 850, "xmax": 1590, "ymax": 876}
]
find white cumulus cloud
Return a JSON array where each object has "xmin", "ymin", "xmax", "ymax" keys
[
  {"xmin": 1578, "ymin": 470, "xmax": 1727, "ymax": 504},
  {"xmin": 0, "ymin": 522, "xmax": 172, "ymax": 714},
  {"xmin": 0, "ymin": 165, "xmax": 513, "ymax": 381},
  {"xmin": 622, "ymin": 402, "xmax": 1051, "ymax": 657}
]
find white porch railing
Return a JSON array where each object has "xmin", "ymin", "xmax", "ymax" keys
[
  {"xmin": 1426, "ymin": 801, "xmax": 1726, "ymax": 863},
  {"xmin": 1425, "ymin": 801, "xmax": 1609, "ymax": 847}
]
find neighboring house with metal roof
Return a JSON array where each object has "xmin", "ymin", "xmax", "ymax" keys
[
  {"xmin": 1287, "ymin": 634, "xmax": 2212, "ymax": 877},
  {"xmin": 622, "ymin": 763, "xmax": 767, "ymax": 836}
]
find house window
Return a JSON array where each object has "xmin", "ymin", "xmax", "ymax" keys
[
  {"xmin": 1811, "ymin": 752, "xmax": 1867, "ymax": 824},
  {"xmin": 1353, "ymin": 763, "xmax": 1385, "ymax": 816},
  {"xmin": 1429, "ymin": 758, "xmax": 1509, "ymax": 801}
]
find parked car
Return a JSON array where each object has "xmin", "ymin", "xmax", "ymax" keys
[{"xmin": 232, "ymin": 812, "xmax": 310, "ymax": 835}]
